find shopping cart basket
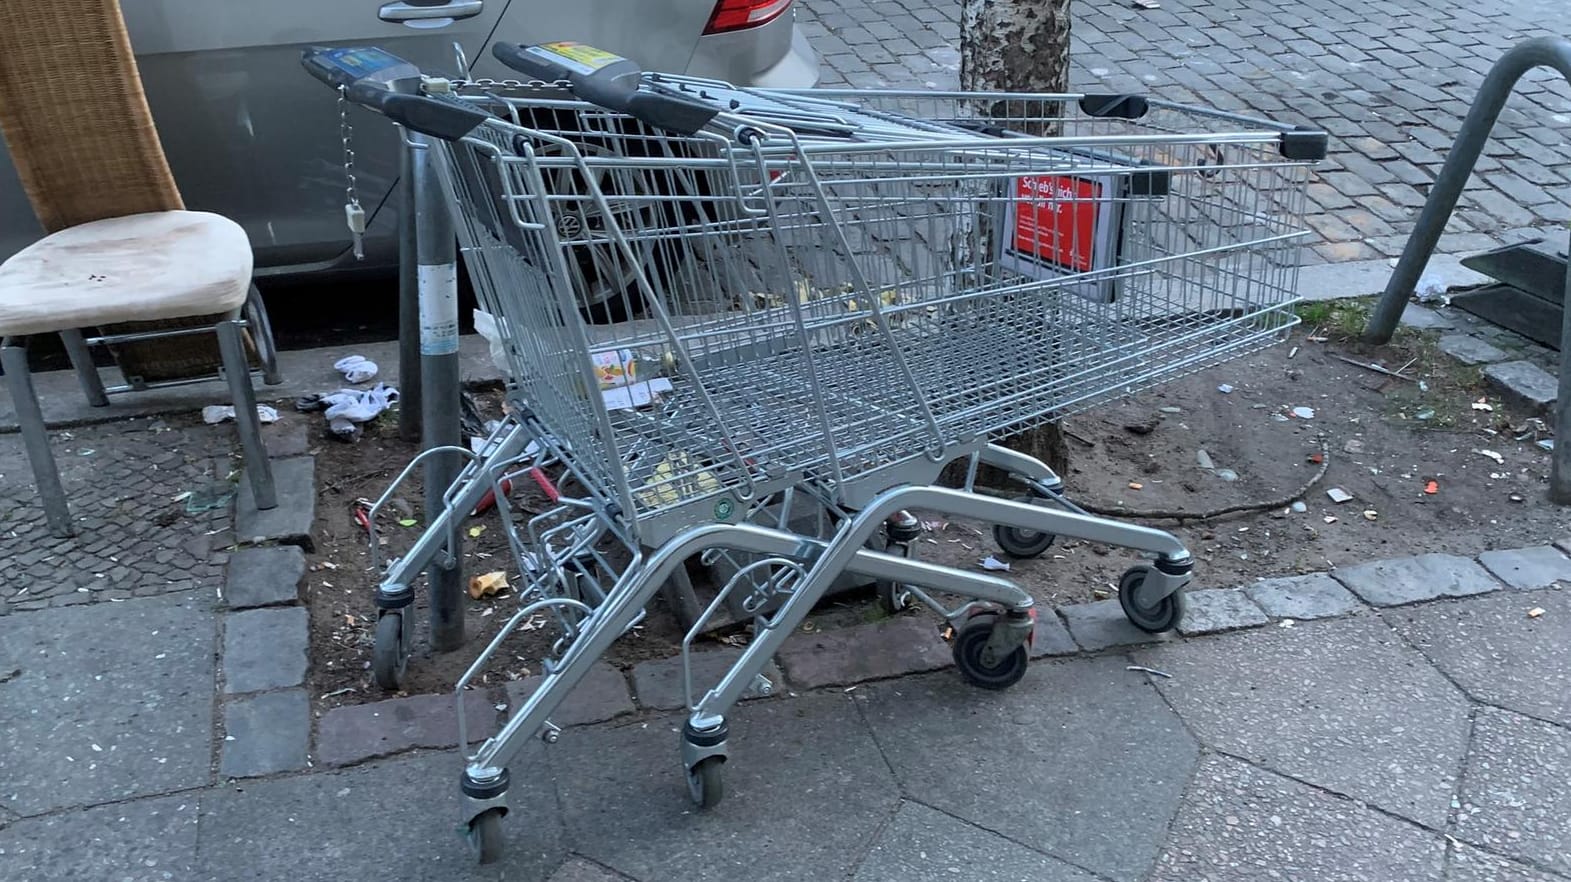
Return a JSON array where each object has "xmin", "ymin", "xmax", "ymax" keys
[{"xmin": 304, "ymin": 42, "xmax": 1324, "ymax": 862}]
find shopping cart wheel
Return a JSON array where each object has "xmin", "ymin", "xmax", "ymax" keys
[
  {"xmin": 466, "ymin": 808, "xmax": 506, "ymax": 864},
  {"xmin": 1118, "ymin": 567, "xmax": 1186, "ymax": 633},
  {"xmin": 951, "ymin": 615, "xmax": 1029, "ymax": 690},
  {"xmin": 371, "ymin": 612, "xmax": 407, "ymax": 690},
  {"xmin": 875, "ymin": 542, "xmax": 917, "ymax": 613},
  {"xmin": 993, "ymin": 496, "xmax": 1055, "ymax": 559},
  {"xmin": 686, "ymin": 757, "xmax": 725, "ymax": 809}
]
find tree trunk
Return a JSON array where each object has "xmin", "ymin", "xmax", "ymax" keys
[{"xmin": 958, "ymin": 0, "xmax": 1073, "ymax": 481}]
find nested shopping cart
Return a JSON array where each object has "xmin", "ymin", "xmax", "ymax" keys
[{"xmin": 304, "ymin": 42, "xmax": 1324, "ymax": 862}]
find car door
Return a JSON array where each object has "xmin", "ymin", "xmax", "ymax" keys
[{"xmin": 113, "ymin": 0, "xmax": 513, "ymax": 270}]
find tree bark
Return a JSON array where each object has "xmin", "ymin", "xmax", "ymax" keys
[{"xmin": 959, "ymin": 0, "xmax": 1074, "ymax": 481}]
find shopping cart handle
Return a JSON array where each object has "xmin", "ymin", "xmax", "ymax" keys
[
  {"xmin": 300, "ymin": 46, "xmax": 491, "ymax": 141},
  {"xmin": 491, "ymin": 41, "xmax": 718, "ymax": 135}
]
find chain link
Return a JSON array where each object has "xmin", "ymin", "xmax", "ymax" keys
[{"xmin": 337, "ymin": 85, "xmax": 360, "ymax": 212}]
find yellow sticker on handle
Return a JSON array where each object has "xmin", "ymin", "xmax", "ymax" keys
[{"xmin": 538, "ymin": 42, "xmax": 625, "ymax": 75}]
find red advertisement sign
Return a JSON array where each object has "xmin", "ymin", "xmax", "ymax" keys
[{"xmin": 1011, "ymin": 174, "xmax": 1104, "ymax": 272}]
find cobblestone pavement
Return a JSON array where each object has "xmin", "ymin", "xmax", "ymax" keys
[
  {"xmin": 0, "ymin": 417, "xmax": 232, "ymax": 614},
  {"xmin": 798, "ymin": 0, "xmax": 1571, "ymax": 265}
]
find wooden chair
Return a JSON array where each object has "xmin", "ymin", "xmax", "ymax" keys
[{"xmin": 0, "ymin": 0, "xmax": 279, "ymax": 537}]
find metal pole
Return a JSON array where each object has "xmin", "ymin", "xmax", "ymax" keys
[
  {"xmin": 398, "ymin": 135, "xmax": 423, "ymax": 443},
  {"xmin": 411, "ymin": 131, "xmax": 465, "ymax": 651},
  {"xmin": 1360, "ymin": 36, "xmax": 1571, "ymax": 504},
  {"xmin": 1364, "ymin": 37, "xmax": 1571, "ymax": 343}
]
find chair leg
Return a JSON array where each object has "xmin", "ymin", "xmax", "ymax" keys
[
  {"xmin": 216, "ymin": 319, "xmax": 276, "ymax": 511},
  {"xmin": 1, "ymin": 338, "xmax": 75, "ymax": 537},
  {"xmin": 59, "ymin": 329, "xmax": 109, "ymax": 407}
]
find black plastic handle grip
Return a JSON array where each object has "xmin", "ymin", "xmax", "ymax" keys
[{"xmin": 491, "ymin": 42, "xmax": 719, "ymax": 135}]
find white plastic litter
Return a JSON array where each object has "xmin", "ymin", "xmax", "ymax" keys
[
  {"xmin": 1415, "ymin": 276, "xmax": 1450, "ymax": 304},
  {"xmin": 202, "ymin": 405, "xmax": 279, "ymax": 425},
  {"xmin": 474, "ymin": 309, "xmax": 510, "ymax": 374},
  {"xmin": 979, "ymin": 555, "xmax": 1012, "ymax": 572},
  {"xmin": 601, "ymin": 379, "xmax": 674, "ymax": 411},
  {"xmin": 333, "ymin": 354, "xmax": 379, "ymax": 384},
  {"xmin": 321, "ymin": 383, "xmax": 400, "ymax": 424}
]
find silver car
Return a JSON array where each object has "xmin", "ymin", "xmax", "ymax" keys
[{"xmin": 0, "ymin": 0, "xmax": 817, "ymax": 277}]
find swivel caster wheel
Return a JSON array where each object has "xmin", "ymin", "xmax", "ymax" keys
[
  {"xmin": 993, "ymin": 495, "xmax": 1055, "ymax": 559},
  {"xmin": 686, "ymin": 757, "xmax": 724, "ymax": 809},
  {"xmin": 950, "ymin": 614, "xmax": 1029, "ymax": 690},
  {"xmin": 371, "ymin": 612, "xmax": 406, "ymax": 691},
  {"xmin": 876, "ymin": 510, "xmax": 922, "ymax": 613},
  {"xmin": 466, "ymin": 808, "xmax": 506, "ymax": 864},
  {"xmin": 1118, "ymin": 567, "xmax": 1185, "ymax": 633}
]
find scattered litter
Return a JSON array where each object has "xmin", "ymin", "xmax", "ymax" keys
[
  {"xmin": 1475, "ymin": 449, "xmax": 1504, "ymax": 465},
  {"xmin": 320, "ymin": 687, "xmax": 356, "ymax": 699},
  {"xmin": 979, "ymin": 555, "xmax": 1012, "ymax": 572},
  {"xmin": 468, "ymin": 525, "xmax": 486, "ymax": 539},
  {"xmin": 1418, "ymin": 380, "xmax": 1429, "ymax": 392},
  {"xmin": 1131, "ymin": 0, "xmax": 1160, "ymax": 8},
  {"xmin": 468, "ymin": 571, "xmax": 508, "ymax": 599},
  {"xmin": 1424, "ymin": 480, "xmax": 1440, "ymax": 495},
  {"xmin": 1128, "ymin": 481, "xmax": 1144, "ymax": 490},
  {"xmin": 1509, "ymin": 493, "xmax": 1525, "ymax": 503},
  {"xmin": 333, "ymin": 355, "xmax": 378, "ymax": 384},
  {"xmin": 1291, "ymin": 406, "xmax": 1315, "ymax": 419},
  {"xmin": 1125, "ymin": 664, "xmax": 1172, "ymax": 679},
  {"xmin": 1215, "ymin": 468, "xmax": 1239, "ymax": 482},
  {"xmin": 1539, "ymin": 439, "xmax": 1556, "ymax": 451},
  {"xmin": 1331, "ymin": 353, "xmax": 1415, "ymax": 382},
  {"xmin": 1308, "ymin": 453, "xmax": 1324, "ymax": 465},
  {"xmin": 1362, "ymin": 509, "xmax": 1378, "ymax": 521},
  {"xmin": 1471, "ymin": 398, "xmax": 1493, "ymax": 412},
  {"xmin": 1323, "ymin": 515, "xmax": 1339, "ymax": 523},
  {"xmin": 1528, "ymin": 607, "xmax": 1546, "ymax": 619},
  {"xmin": 1092, "ymin": 587, "xmax": 1111, "ymax": 600},
  {"xmin": 1159, "ymin": 406, "xmax": 1183, "ymax": 414},
  {"xmin": 1290, "ymin": 500, "xmax": 1307, "ymax": 513},
  {"xmin": 601, "ymin": 378, "xmax": 675, "ymax": 411},
  {"xmin": 920, "ymin": 519, "xmax": 946, "ymax": 532},
  {"xmin": 397, "ymin": 518, "xmax": 418, "ymax": 528},
  {"xmin": 1196, "ymin": 449, "xmax": 1215, "ymax": 470},
  {"xmin": 1271, "ymin": 413, "xmax": 1290, "ymax": 422},
  {"xmin": 1288, "ymin": 346, "xmax": 1299, "ymax": 359},
  {"xmin": 1279, "ymin": 618, "xmax": 1296, "ymax": 628},
  {"xmin": 1415, "ymin": 408, "xmax": 1436, "ymax": 421},
  {"xmin": 1343, "ymin": 439, "xmax": 1365, "ymax": 454},
  {"xmin": 202, "ymin": 404, "xmax": 279, "ymax": 425},
  {"xmin": 1415, "ymin": 276, "xmax": 1450, "ymax": 304},
  {"xmin": 184, "ymin": 483, "xmax": 235, "ymax": 514},
  {"xmin": 1217, "ymin": 384, "xmax": 1234, "ymax": 393},
  {"xmin": 1326, "ymin": 487, "xmax": 1353, "ymax": 503}
]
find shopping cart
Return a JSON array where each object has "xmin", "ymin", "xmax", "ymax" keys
[{"xmin": 303, "ymin": 42, "xmax": 1324, "ymax": 862}]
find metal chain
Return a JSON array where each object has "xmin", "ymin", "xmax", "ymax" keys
[{"xmin": 338, "ymin": 85, "xmax": 360, "ymax": 212}]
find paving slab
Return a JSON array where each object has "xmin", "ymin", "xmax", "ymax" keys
[
  {"xmin": 1478, "ymin": 546, "xmax": 1571, "ymax": 590},
  {"xmin": 1245, "ymin": 572, "xmax": 1364, "ymax": 620},
  {"xmin": 316, "ymin": 692, "xmax": 501, "ymax": 766},
  {"xmin": 197, "ymin": 747, "xmax": 563, "ymax": 881},
  {"xmin": 1333, "ymin": 553, "xmax": 1502, "ymax": 607},
  {"xmin": 1388, "ymin": 588, "xmax": 1571, "ymax": 727},
  {"xmin": 630, "ymin": 648, "xmax": 780, "ymax": 711},
  {"xmin": 0, "ymin": 794, "xmax": 199, "ymax": 882},
  {"xmin": 857, "ymin": 656, "xmax": 1196, "ymax": 882},
  {"xmin": 852, "ymin": 801, "xmax": 1099, "ymax": 882},
  {"xmin": 1059, "ymin": 598, "xmax": 1167, "ymax": 650},
  {"xmin": 1484, "ymin": 361, "xmax": 1559, "ymax": 413},
  {"xmin": 1400, "ymin": 304, "xmax": 1459, "ymax": 331},
  {"xmin": 505, "ymin": 661, "xmax": 634, "ymax": 728},
  {"xmin": 1446, "ymin": 845, "xmax": 1568, "ymax": 882},
  {"xmin": 222, "ymin": 606, "xmax": 308, "ymax": 694},
  {"xmin": 776, "ymin": 614, "xmax": 952, "ymax": 688},
  {"xmin": 224, "ymin": 545, "xmax": 305, "ymax": 609},
  {"xmin": 1149, "ymin": 754, "xmax": 1445, "ymax": 882},
  {"xmin": 235, "ymin": 456, "xmax": 316, "ymax": 550},
  {"xmin": 1027, "ymin": 609, "xmax": 1077, "ymax": 658},
  {"xmin": 549, "ymin": 858, "xmax": 635, "ymax": 882},
  {"xmin": 554, "ymin": 693, "xmax": 899, "ymax": 882},
  {"xmin": 1175, "ymin": 588, "xmax": 1270, "ymax": 636},
  {"xmin": 1457, "ymin": 708, "xmax": 1571, "ymax": 877},
  {"xmin": 1133, "ymin": 614, "xmax": 1471, "ymax": 829},
  {"xmin": 0, "ymin": 593, "xmax": 214, "ymax": 815},
  {"xmin": 221, "ymin": 689, "xmax": 310, "ymax": 778},
  {"xmin": 1440, "ymin": 334, "xmax": 1511, "ymax": 365}
]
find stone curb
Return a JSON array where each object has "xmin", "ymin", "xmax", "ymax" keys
[{"xmin": 305, "ymin": 540, "xmax": 1569, "ymax": 769}]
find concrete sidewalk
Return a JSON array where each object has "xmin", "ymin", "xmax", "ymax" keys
[{"xmin": 3, "ymin": 526, "xmax": 1568, "ymax": 880}]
